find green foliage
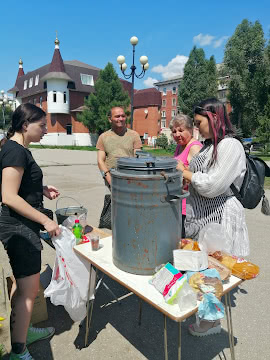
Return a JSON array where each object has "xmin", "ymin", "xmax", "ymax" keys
[
  {"xmin": 256, "ymin": 95, "xmax": 270, "ymax": 145},
  {"xmin": 166, "ymin": 141, "xmax": 177, "ymax": 154},
  {"xmin": 77, "ymin": 62, "xmax": 130, "ymax": 134},
  {"xmin": 0, "ymin": 105, "xmax": 13, "ymax": 130},
  {"xmin": 156, "ymin": 133, "xmax": 168, "ymax": 149},
  {"xmin": 224, "ymin": 19, "xmax": 267, "ymax": 136},
  {"xmin": 178, "ymin": 47, "xmax": 218, "ymax": 117}
]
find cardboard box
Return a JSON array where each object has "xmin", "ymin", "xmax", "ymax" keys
[{"xmin": 6, "ymin": 272, "xmax": 48, "ymax": 325}]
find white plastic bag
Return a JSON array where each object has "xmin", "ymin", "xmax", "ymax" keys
[
  {"xmin": 173, "ymin": 249, "xmax": 208, "ymax": 271},
  {"xmin": 62, "ymin": 214, "xmax": 87, "ymax": 230},
  {"xmin": 178, "ymin": 280, "xmax": 197, "ymax": 312},
  {"xmin": 198, "ymin": 223, "xmax": 231, "ymax": 254},
  {"xmin": 44, "ymin": 226, "xmax": 96, "ymax": 322}
]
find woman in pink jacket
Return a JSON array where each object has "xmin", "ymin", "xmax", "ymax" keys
[{"xmin": 170, "ymin": 114, "xmax": 202, "ymax": 237}]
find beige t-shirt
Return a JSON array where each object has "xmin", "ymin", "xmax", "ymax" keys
[{"xmin": 96, "ymin": 129, "xmax": 142, "ymax": 169}]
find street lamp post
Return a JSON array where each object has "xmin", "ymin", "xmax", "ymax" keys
[
  {"xmin": 117, "ymin": 36, "xmax": 149, "ymax": 129},
  {"xmin": 0, "ymin": 90, "xmax": 8, "ymax": 131}
]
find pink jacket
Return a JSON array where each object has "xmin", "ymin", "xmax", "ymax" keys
[{"xmin": 174, "ymin": 141, "xmax": 202, "ymax": 215}]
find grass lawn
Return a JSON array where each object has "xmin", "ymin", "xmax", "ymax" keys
[
  {"xmin": 265, "ymin": 177, "xmax": 270, "ymax": 190},
  {"xmin": 29, "ymin": 145, "xmax": 97, "ymax": 151}
]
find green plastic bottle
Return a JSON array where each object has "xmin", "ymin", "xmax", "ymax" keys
[{"xmin": 72, "ymin": 219, "xmax": 83, "ymax": 245}]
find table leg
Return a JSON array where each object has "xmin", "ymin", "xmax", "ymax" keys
[
  {"xmin": 138, "ymin": 298, "xmax": 142, "ymax": 326},
  {"xmin": 84, "ymin": 265, "xmax": 96, "ymax": 347},
  {"xmin": 224, "ymin": 292, "xmax": 236, "ymax": 360},
  {"xmin": 178, "ymin": 322, "xmax": 181, "ymax": 360},
  {"xmin": 164, "ymin": 315, "xmax": 168, "ymax": 360}
]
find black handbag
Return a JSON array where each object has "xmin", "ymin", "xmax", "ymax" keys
[{"xmin": 98, "ymin": 194, "xmax": 111, "ymax": 229}]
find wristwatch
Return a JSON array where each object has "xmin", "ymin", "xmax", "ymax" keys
[{"xmin": 101, "ymin": 170, "xmax": 110, "ymax": 179}]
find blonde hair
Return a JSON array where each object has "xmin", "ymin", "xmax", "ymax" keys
[{"xmin": 169, "ymin": 114, "xmax": 193, "ymax": 131}]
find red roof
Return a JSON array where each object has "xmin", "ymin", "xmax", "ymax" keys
[
  {"xmin": 133, "ymin": 88, "xmax": 161, "ymax": 108},
  {"xmin": 49, "ymin": 49, "xmax": 66, "ymax": 73},
  {"xmin": 16, "ymin": 68, "xmax": 25, "ymax": 82}
]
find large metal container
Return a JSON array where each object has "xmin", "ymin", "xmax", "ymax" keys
[{"xmin": 111, "ymin": 155, "xmax": 188, "ymax": 275}]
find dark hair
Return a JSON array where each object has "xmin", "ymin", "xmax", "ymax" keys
[
  {"xmin": 7, "ymin": 103, "xmax": 46, "ymax": 139},
  {"xmin": 193, "ymin": 98, "xmax": 234, "ymax": 164},
  {"xmin": 108, "ymin": 106, "xmax": 125, "ymax": 118}
]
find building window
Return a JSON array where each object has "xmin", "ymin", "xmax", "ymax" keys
[
  {"xmin": 29, "ymin": 78, "xmax": 33, "ymax": 88},
  {"xmin": 163, "ymin": 87, "xmax": 167, "ymax": 95},
  {"xmin": 35, "ymin": 75, "xmax": 39, "ymax": 86},
  {"xmin": 24, "ymin": 80, "xmax": 28, "ymax": 90},
  {"xmin": 162, "ymin": 99, "xmax": 166, "ymax": 107},
  {"xmin": 80, "ymin": 74, "xmax": 94, "ymax": 86},
  {"xmin": 64, "ymin": 92, "xmax": 67, "ymax": 103},
  {"xmin": 53, "ymin": 91, "xmax": 57, "ymax": 102},
  {"xmin": 85, "ymin": 95, "xmax": 89, "ymax": 101},
  {"xmin": 172, "ymin": 98, "xmax": 176, "ymax": 106},
  {"xmin": 39, "ymin": 96, "xmax": 43, "ymax": 108},
  {"xmin": 161, "ymin": 119, "xmax": 166, "ymax": 128},
  {"xmin": 66, "ymin": 124, "xmax": 72, "ymax": 135},
  {"xmin": 162, "ymin": 111, "xmax": 166, "ymax": 117},
  {"xmin": 172, "ymin": 87, "xmax": 177, "ymax": 94},
  {"xmin": 44, "ymin": 81, "xmax": 47, "ymax": 89},
  {"xmin": 172, "ymin": 110, "xmax": 176, "ymax": 117}
]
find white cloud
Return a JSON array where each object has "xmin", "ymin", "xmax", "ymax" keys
[
  {"xmin": 193, "ymin": 33, "xmax": 215, "ymax": 46},
  {"xmin": 151, "ymin": 55, "xmax": 189, "ymax": 80},
  {"xmin": 193, "ymin": 33, "xmax": 229, "ymax": 48},
  {"xmin": 143, "ymin": 77, "xmax": 158, "ymax": 88},
  {"xmin": 213, "ymin": 36, "xmax": 229, "ymax": 48}
]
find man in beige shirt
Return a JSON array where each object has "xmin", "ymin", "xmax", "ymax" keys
[{"xmin": 96, "ymin": 106, "xmax": 142, "ymax": 187}]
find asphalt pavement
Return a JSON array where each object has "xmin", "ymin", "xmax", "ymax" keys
[{"xmin": 1, "ymin": 148, "xmax": 270, "ymax": 360}]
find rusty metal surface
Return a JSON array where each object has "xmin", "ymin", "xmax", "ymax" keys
[{"xmin": 111, "ymin": 170, "xmax": 186, "ymax": 275}]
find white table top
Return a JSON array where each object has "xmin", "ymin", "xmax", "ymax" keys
[{"xmin": 74, "ymin": 236, "xmax": 242, "ymax": 322}]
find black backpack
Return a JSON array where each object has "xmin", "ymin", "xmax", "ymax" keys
[{"xmin": 230, "ymin": 153, "xmax": 270, "ymax": 215}]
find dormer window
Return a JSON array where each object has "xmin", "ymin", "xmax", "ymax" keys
[
  {"xmin": 53, "ymin": 91, "xmax": 57, "ymax": 102},
  {"xmin": 24, "ymin": 80, "xmax": 28, "ymax": 90},
  {"xmin": 64, "ymin": 92, "xmax": 67, "ymax": 103},
  {"xmin": 29, "ymin": 78, "xmax": 33, "ymax": 88},
  {"xmin": 35, "ymin": 75, "xmax": 39, "ymax": 86},
  {"xmin": 80, "ymin": 74, "xmax": 94, "ymax": 86}
]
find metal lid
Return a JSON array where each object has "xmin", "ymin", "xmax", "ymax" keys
[{"xmin": 117, "ymin": 156, "xmax": 177, "ymax": 170}]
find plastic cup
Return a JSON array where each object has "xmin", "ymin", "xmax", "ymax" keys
[{"xmin": 91, "ymin": 235, "xmax": 100, "ymax": 251}]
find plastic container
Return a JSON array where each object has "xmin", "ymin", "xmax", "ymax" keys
[{"xmin": 72, "ymin": 219, "xmax": 83, "ymax": 245}]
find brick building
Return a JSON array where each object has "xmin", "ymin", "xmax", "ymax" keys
[
  {"xmin": 7, "ymin": 37, "xmax": 135, "ymax": 146},
  {"xmin": 133, "ymin": 88, "xmax": 161, "ymax": 145}
]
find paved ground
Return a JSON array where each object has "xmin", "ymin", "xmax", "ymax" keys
[{"xmin": 1, "ymin": 148, "xmax": 270, "ymax": 360}]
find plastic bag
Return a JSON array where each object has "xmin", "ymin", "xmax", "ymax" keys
[
  {"xmin": 44, "ymin": 226, "xmax": 96, "ymax": 322},
  {"xmin": 177, "ymin": 280, "xmax": 197, "ymax": 312},
  {"xmin": 173, "ymin": 249, "xmax": 208, "ymax": 271},
  {"xmin": 198, "ymin": 293, "xmax": 225, "ymax": 321},
  {"xmin": 62, "ymin": 214, "xmax": 87, "ymax": 230},
  {"xmin": 198, "ymin": 223, "xmax": 231, "ymax": 254},
  {"xmin": 210, "ymin": 252, "xmax": 259, "ymax": 280}
]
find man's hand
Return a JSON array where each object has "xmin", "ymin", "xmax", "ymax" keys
[{"xmin": 43, "ymin": 185, "xmax": 60, "ymax": 200}]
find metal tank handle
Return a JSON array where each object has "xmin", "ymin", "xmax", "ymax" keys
[
  {"xmin": 160, "ymin": 171, "xmax": 175, "ymax": 184},
  {"xmin": 135, "ymin": 150, "xmax": 151, "ymax": 158},
  {"xmin": 160, "ymin": 191, "xmax": 189, "ymax": 203},
  {"xmin": 56, "ymin": 196, "xmax": 83, "ymax": 210}
]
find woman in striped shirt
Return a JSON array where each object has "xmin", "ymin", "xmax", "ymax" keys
[{"xmin": 177, "ymin": 98, "xmax": 249, "ymax": 336}]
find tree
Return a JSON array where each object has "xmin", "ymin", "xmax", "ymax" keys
[
  {"xmin": 223, "ymin": 19, "xmax": 266, "ymax": 136},
  {"xmin": 256, "ymin": 95, "xmax": 270, "ymax": 147},
  {"xmin": 0, "ymin": 105, "xmax": 13, "ymax": 130},
  {"xmin": 178, "ymin": 47, "xmax": 218, "ymax": 117},
  {"xmin": 156, "ymin": 133, "xmax": 168, "ymax": 149},
  {"xmin": 77, "ymin": 62, "xmax": 130, "ymax": 134}
]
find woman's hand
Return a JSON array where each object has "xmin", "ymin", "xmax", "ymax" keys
[
  {"xmin": 43, "ymin": 218, "xmax": 61, "ymax": 238},
  {"xmin": 43, "ymin": 185, "xmax": 60, "ymax": 200},
  {"xmin": 176, "ymin": 160, "xmax": 186, "ymax": 172}
]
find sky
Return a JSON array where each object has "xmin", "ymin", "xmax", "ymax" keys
[{"xmin": 0, "ymin": 0, "xmax": 270, "ymax": 96}]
